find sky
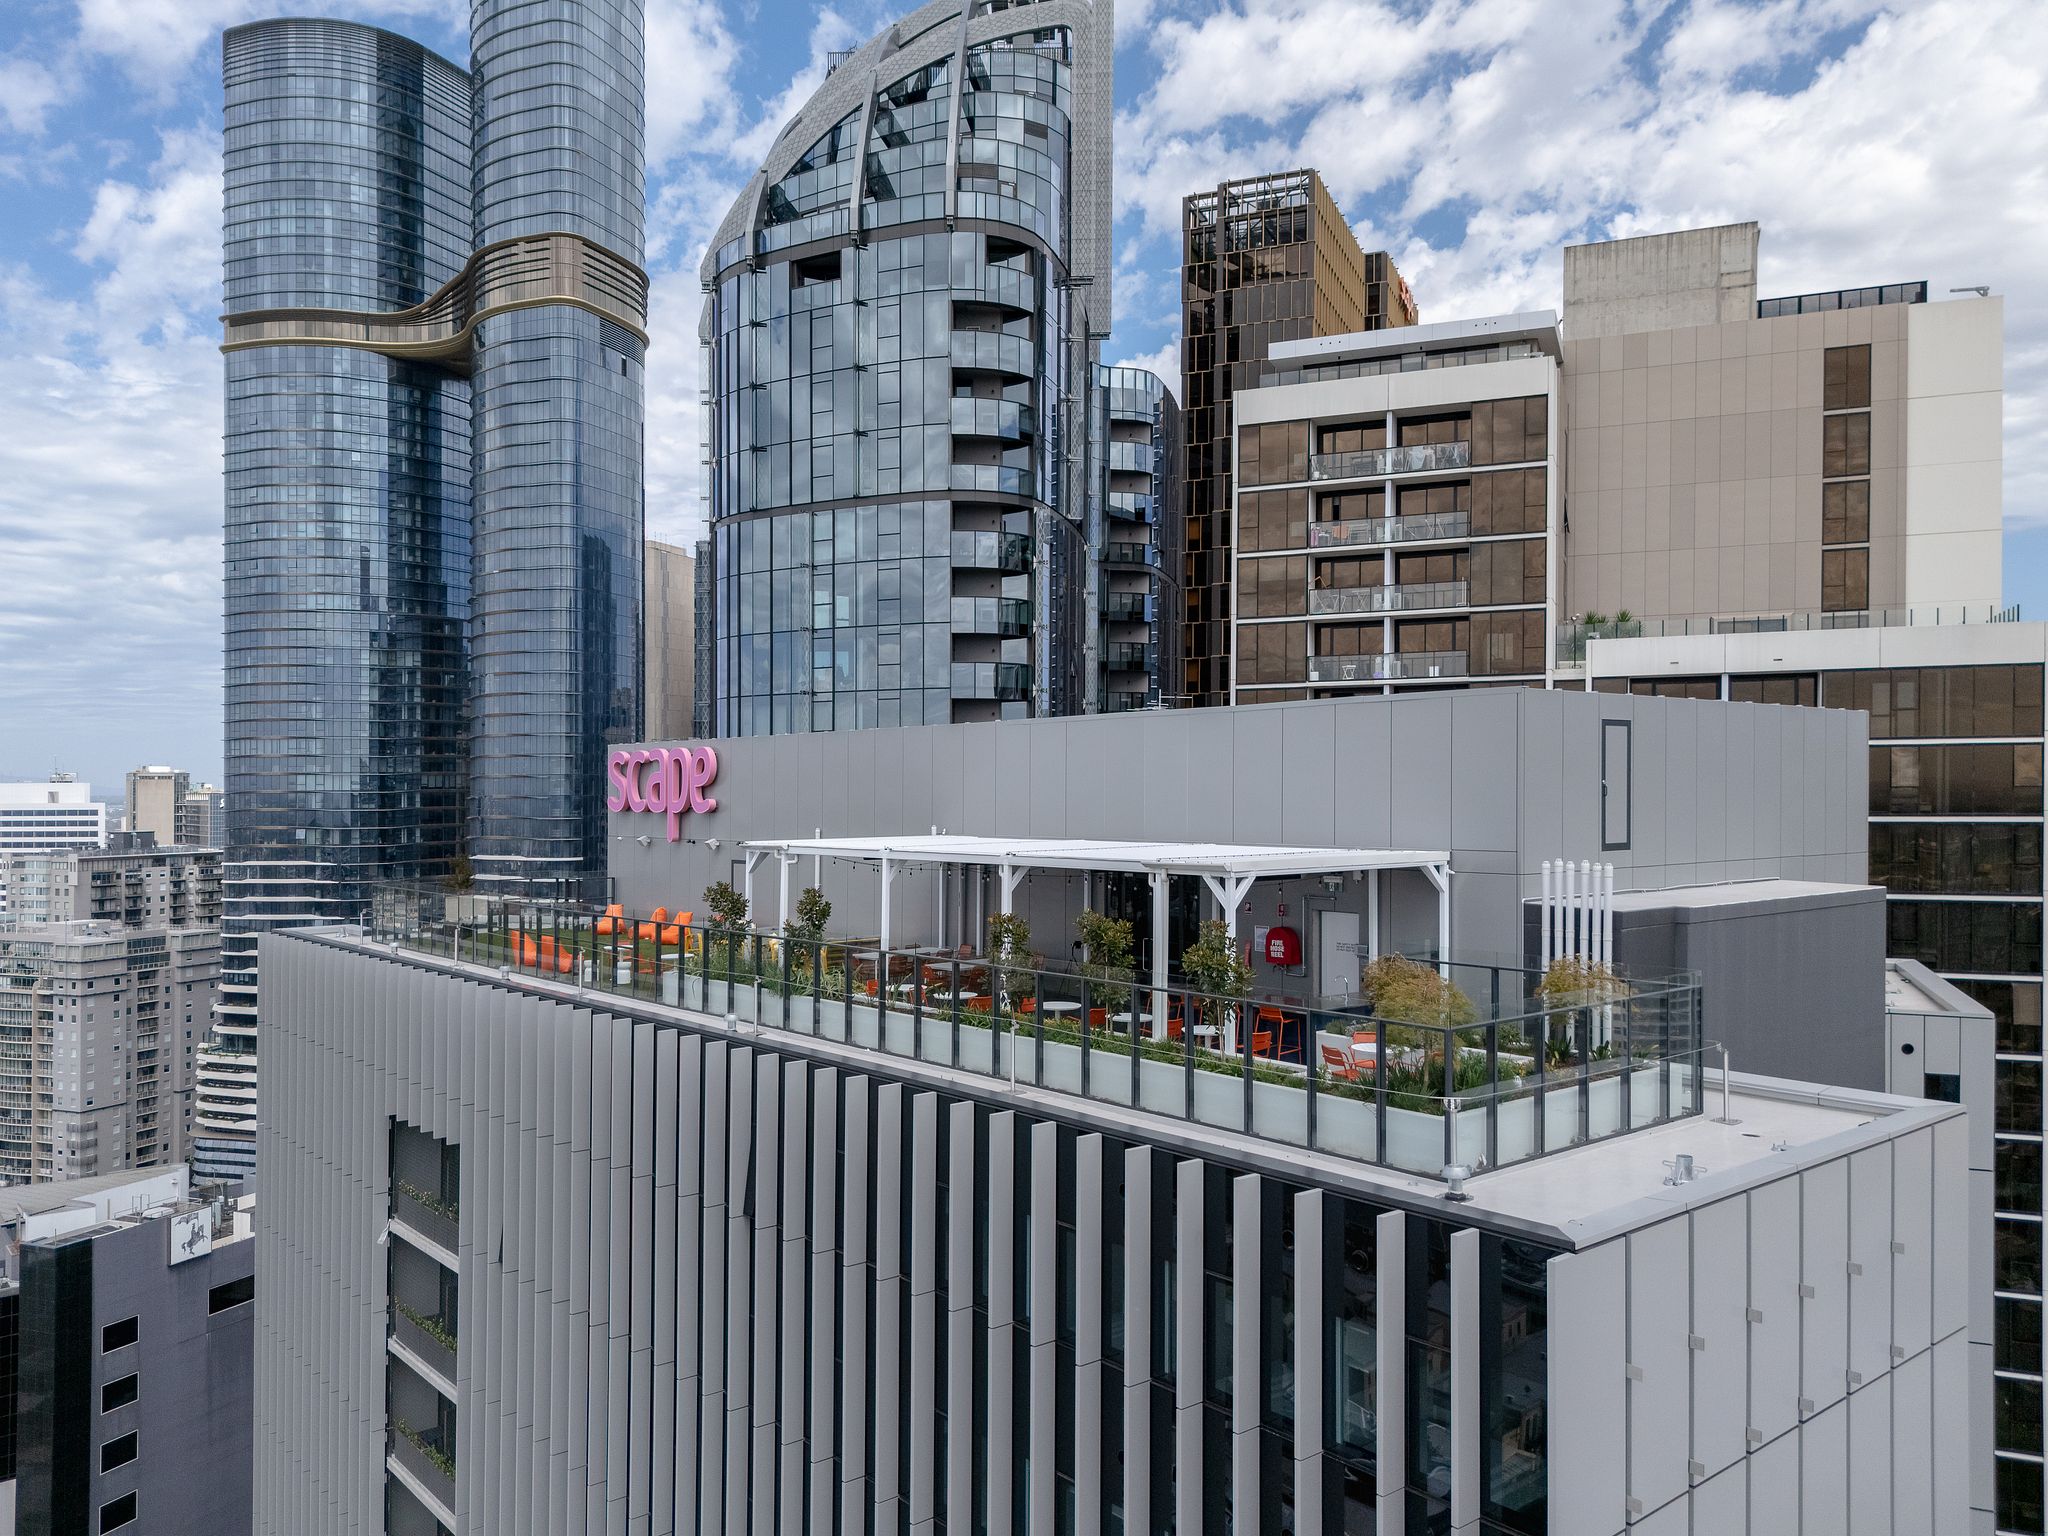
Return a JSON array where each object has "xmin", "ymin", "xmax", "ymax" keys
[{"xmin": 1, "ymin": 0, "xmax": 2045, "ymax": 793}]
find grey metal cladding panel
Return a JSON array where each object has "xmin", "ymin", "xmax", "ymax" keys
[
  {"xmin": 1232, "ymin": 1175, "xmax": 1260, "ymax": 1439},
  {"xmin": 700, "ymin": 1038, "xmax": 729, "ymax": 1212},
  {"xmin": 874, "ymin": 1270, "xmax": 904, "ymax": 1507},
  {"xmin": 783, "ymin": 1062, "xmax": 810, "ymax": 1243},
  {"xmin": 843, "ymin": 1075, "xmax": 871, "ymax": 1267},
  {"xmin": 1801, "ymin": 1397, "xmax": 1850, "ymax": 1536},
  {"xmin": 1180, "ymin": 708, "xmax": 1236, "ymax": 841},
  {"xmin": 1028, "ymin": 722, "xmax": 1068, "ymax": 834},
  {"xmin": 1317, "ymin": 706, "xmax": 1386, "ymax": 849},
  {"xmin": 912, "ymin": 1093, "xmax": 940, "ymax": 1295},
  {"xmin": 1124, "ymin": 1147, "xmax": 1153, "ymax": 1384},
  {"xmin": 1174, "ymin": 1157, "xmax": 1204, "ymax": 1412},
  {"xmin": 1448, "ymin": 692, "xmax": 1515, "ymax": 856},
  {"xmin": 1930, "ymin": 1112, "xmax": 1968, "ymax": 1342},
  {"xmin": 811, "ymin": 1066, "xmax": 840, "ymax": 1247},
  {"xmin": 780, "ymin": 1230, "xmax": 807, "ymax": 1446},
  {"xmin": 1031, "ymin": 1122, "xmax": 1058, "ymax": 1349},
  {"xmin": 1074, "ymin": 1135, "xmax": 1103, "ymax": 1363},
  {"xmin": 811, "ymin": 1246, "xmax": 840, "ymax": 1466},
  {"xmin": 1293, "ymin": 1188, "xmax": 1326, "ymax": 1528},
  {"xmin": 1511, "ymin": 692, "xmax": 1564, "ymax": 870},
  {"xmin": 1658, "ymin": 701, "xmax": 1699, "ymax": 872},
  {"xmin": 1376, "ymin": 1209, "xmax": 1408, "ymax": 1497},
  {"xmin": 755, "ymin": 1058, "xmax": 782, "ymax": 1230},
  {"xmin": 1689, "ymin": 1196, "xmax": 1748, "ymax": 1481},
  {"xmin": 1802, "ymin": 1158, "xmax": 1851, "ymax": 1414},
  {"xmin": 1231, "ymin": 713, "xmax": 1285, "ymax": 844},
  {"xmin": 728, "ymin": 1046, "xmax": 756, "ymax": 1215},
  {"xmin": 1630, "ymin": 698, "xmax": 1670, "ymax": 872},
  {"xmin": 876, "ymin": 1083, "xmax": 905, "ymax": 1282},
  {"xmin": 1448, "ymin": 1227, "xmax": 1481, "ymax": 1529},
  {"xmin": 987, "ymin": 1111, "xmax": 1016, "ymax": 1327},
  {"xmin": 1136, "ymin": 711, "xmax": 1189, "ymax": 843},
  {"xmin": 1281, "ymin": 707, "xmax": 1338, "ymax": 847},
  {"xmin": 1848, "ymin": 1374, "xmax": 1893, "ymax": 1536},
  {"xmin": 1545, "ymin": 1240, "xmax": 1626, "ymax": 1535},
  {"xmin": 1890, "ymin": 1348, "xmax": 1934, "ymax": 1533},
  {"xmin": 1848, "ymin": 1145, "xmax": 1895, "ymax": 1387}
]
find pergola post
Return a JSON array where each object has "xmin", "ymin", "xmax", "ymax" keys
[
  {"xmin": 778, "ymin": 850, "xmax": 793, "ymax": 930},
  {"xmin": 1421, "ymin": 863, "xmax": 1452, "ymax": 977},
  {"xmin": 1200, "ymin": 871, "xmax": 1258, "ymax": 1053},
  {"xmin": 880, "ymin": 857, "xmax": 893, "ymax": 952},
  {"xmin": 1000, "ymin": 862, "xmax": 1025, "ymax": 915},
  {"xmin": 1367, "ymin": 871, "xmax": 1381, "ymax": 964},
  {"xmin": 743, "ymin": 849, "xmax": 767, "ymax": 925},
  {"xmin": 1149, "ymin": 870, "xmax": 1169, "ymax": 1040}
]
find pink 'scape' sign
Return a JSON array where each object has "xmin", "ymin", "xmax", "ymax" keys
[{"xmin": 607, "ymin": 746, "xmax": 719, "ymax": 842}]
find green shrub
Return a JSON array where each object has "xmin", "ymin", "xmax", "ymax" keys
[{"xmin": 1361, "ymin": 954, "xmax": 1477, "ymax": 1026}]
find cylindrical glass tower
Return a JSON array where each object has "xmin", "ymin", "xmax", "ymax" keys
[
  {"xmin": 700, "ymin": 0, "xmax": 1113, "ymax": 737},
  {"xmin": 467, "ymin": 0, "xmax": 647, "ymax": 893},
  {"xmin": 219, "ymin": 18, "xmax": 475, "ymax": 1175}
]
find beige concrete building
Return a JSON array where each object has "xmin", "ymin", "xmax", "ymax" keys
[
  {"xmin": 123, "ymin": 766, "xmax": 189, "ymax": 847},
  {"xmin": 2, "ymin": 841, "xmax": 223, "ymax": 930},
  {"xmin": 643, "ymin": 538, "xmax": 696, "ymax": 742},
  {"xmin": 1560, "ymin": 221, "xmax": 2002, "ymax": 624}
]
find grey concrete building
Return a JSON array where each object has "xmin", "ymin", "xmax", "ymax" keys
[
  {"xmin": 0, "ymin": 922, "xmax": 210, "ymax": 1183},
  {"xmin": 255, "ymin": 876, "xmax": 1973, "ymax": 1534},
  {"xmin": 645, "ymin": 539, "xmax": 697, "ymax": 745},
  {"xmin": 1, "ymin": 840, "xmax": 222, "ymax": 931},
  {"xmin": 3, "ymin": 1164, "xmax": 256, "ymax": 1536},
  {"xmin": 609, "ymin": 688, "xmax": 1868, "ymax": 976},
  {"xmin": 122, "ymin": 768, "xmax": 189, "ymax": 851}
]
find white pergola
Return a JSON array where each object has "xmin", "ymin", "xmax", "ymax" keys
[{"xmin": 739, "ymin": 834, "xmax": 1453, "ymax": 1039}]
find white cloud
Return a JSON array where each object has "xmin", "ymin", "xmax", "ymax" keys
[
  {"xmin": 1111, "ymin": 337, "xmax": 1181, "ymax": 391},
  {"xmin": 645, "ymin": 0, "xmax": 743, "ymax": 166},
  {"xmin": 72, "ymin": 0, "xmax": 470, "ymax": 94},
  {"xmin": 0, "ymin": 54, "xmax": 70, "ymax": 135},
  {"xmin": 1114, "ymin": 0, "xmax": 2048, "ymax": 527}
]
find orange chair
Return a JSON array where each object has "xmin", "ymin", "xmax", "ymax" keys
[
  {"xmin": 1251, "ymin": 1030, "xmax": 1275, "ymax": 1058},
  {"xmin": 539, "ymin": 935, "xmax": 557, "ymax": 966},
  {"xmin": 519, "ymin": 935, "xmax": 538, "ymax": 967},
  {"xmin": 1166, "ymin": 1015, "xmax": 1185, "ymax": 1043},
  {"xmin": 1254, "ymin": 1004, "xmax": 1292, "ymax": 1054},
  {"xmin": 637, "ymin": 921, "xmax": 657, "ymax": 943},
  {"xmin": 863, "ymin": 978, "xmax": 880, "ymax": 998},
  {"xmin": 1087, "ymin": 1007, "xmax": 1107, "ymax": 1032},
  {"xmin": 659, "ymin": 925, "xmax": 681, "ymax": 944},
  {"xmin": 1320, "ymin": 1043, "xmax": 1361, "ymax": 1083},
  {"xmin": 1016, "ymin": 997, "xmax": 1037, "ymax": 1015},
  {"xmin": 650, "ymin": 906, "xmax": 669, "ymax": 924},
  {"xmin": 555, "ymin": 949, "xmax": 572, "ymax": 975},
  {"xmin": 966, "ymin": 997, "xmax": 993, "ymax": 1014},
  {"xmin": 596, "ymin": 903, "xmax": 623, "ymax": 936}
]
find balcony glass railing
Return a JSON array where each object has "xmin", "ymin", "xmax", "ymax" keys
[
  {"xmin": 951, "ymin": 331, "xmax": 1037, "ymax": 377},
  {"xmin": 1107, "ymin": 491, "xmax": 1155, "ymax": 523},
  {"xmin": 1554, "ymin": 602, "xmax": 2022, "ymax": 664},
  {"xmin": 1309, "ymin": 580, "xmax": 1469, "ymax": 615},
  {"xmin": 949, "ymin": 398, "xmax": 1036, "ymax": 441},
  {"xmin": 950, "ymin": 662, "xmax": 1032, "ymax": 702},
  {"xmin": 1104, "ymin": 542, "xmax": 1160, "ymax": 568},
  {"xmin": 363, "ymin": 888, "xmax": 1709, "ymax": 1184},
  {"xmin": 1310, "ymin": 440, "xmax": 1472, "ymax": 481},
  {"xmin": 1308, "ymin": 652, "xmax": 1471, "ymax": 683},
  {"xmin": 1104, "ymin": 591, "xmax": 1154, "ymax": 623},
  {"xmin": 950, "ymin": 463, "xmax": 1033, "ymax": 497},
  {"xmin": 1104, "ymin": 641, "xmax": 1152, "ymax": 672},
  {"xmin": 1309, "ymin": 512, "xmax": 1470, "ymax": 549},
  {"xmin": 950, "ymin": 596, "xmax": 1032, "ymax": 636},
  {"xmin": 1106, "ymin": 440, "xmax": 1153, "ymax": 475},
  {"xmin": 949, "ymin": 530, "xmax": 1032, "ymax": 571}
]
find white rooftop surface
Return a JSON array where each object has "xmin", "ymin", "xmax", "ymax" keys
[
  {"xmin": 1457, "ymin": 1078, "xmax": 1938, "ymax": 1241},
  {"xmin": 738, "ymin": 833, "xmax": 1449, "ymax": 878},
  {"xmin": 1606, "ymin": 877, "xmax": 1878, "ymax": 910}
]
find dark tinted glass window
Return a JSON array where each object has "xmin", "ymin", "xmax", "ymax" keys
[
  {"xmin": 101, "ymin": 1375, "xmax": 137, "ymax": 1413},
  {"xmin": 1824, "ymin": 345, "xmax": 1872, "ymax": 410},
  {"xmin": 101, "ymin": 1317, "xmax": 137, "ymax": 1353},
  {"xmin": 100, "ymin": 1432, "xmax": 137, "ymax": 1473},
  {"xmin": 1999, "ymin": 1297, "xmax": 2044, "ymax": 1373},
  {"xmin": 1729, "ymin": 674, "xmax": 1818, "ymax": 706},
  {"xmin": 1821, "ymin": 546, "xmax": 1868, "ymax": 611},
  {"xmin": 1889, "ymin": 901, "xmax": 2043, "ymax": 976},
  {"xmin": 1871, "ymin": 745, "xmax": 2044, "ymax": 816},
  {"xmin": 1821, "ymin": 479, "xmax": 1870, "ymax": 544},
  {"xmin": 1999, "ymin": 1452, "xmax": 2045, "ymax": 1532},
  {"xmin": 1823, "ymin": 411, "xmax": 1871, "ymax": 476},
  {"xmin": 99, "ymin": 1493, "xmax": 137, "ymax": 1533},
  {"xmin": 208, "ymin": 1275, "xmax": 255, "ymax": 1315},
  {"xmin": 1869, "ymin": 822, "xmax": 2044, "ymax": 895},
  {"xmin": 2000, "ymin": 1140, "xmax": 2044, "ymax": 1213},
  {"xmin": 1826, "ymin": 665, "xmax": 2045, "ymax": 738},
  {"xmin": 1999, "ymin": 1219, "xmax": 2044, "ymax": 1293}
]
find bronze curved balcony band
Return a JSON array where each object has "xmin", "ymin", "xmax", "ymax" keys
[{"xmin": 219, "ymin": 231, "xmax": 650, "ymax": 366}]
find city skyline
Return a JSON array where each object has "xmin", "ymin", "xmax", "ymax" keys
[{"xmin": 3, "ymin": 0, "xmax": 2048, "ymax": 778}]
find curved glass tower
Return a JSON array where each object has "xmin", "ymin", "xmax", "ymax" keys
[
  {"xmin": 219, "ymin": 18, "xmax": 476, "ymax": 1177},
  {"xmin": 468, "ymin": 0, "xmax": 647, "ymax": 890},
  {"xmin": 701, "ymin": 0, "xmax": 1112, "ymax": 735},
  {"xmin": 220, "ymin": 5, "xmax": 646, "ymax": 1175}
]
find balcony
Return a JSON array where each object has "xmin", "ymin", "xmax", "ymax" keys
[
  {"xmin": 950, "ymin": 398, "xmax": 1036, "ymax": 442},
  {"xmin": 1104, "ymin": 641, "xmax": 1151, "ymax": 673},
  {"xmin": 1104, "ymin": 541, "xmax": 1161, "ymax": 570},
  {"xmin": 1308, "ymin": 651, "xmax": 1471, "ymax": 683},
  {"xmin": 391, "ymin": 1184, "xmax": 459, "ymax": 1259},
  {"xmin": 1309, "ymin": 512, "xmax": 1470, "ymax": 549},
  {"xmin": 1106, "ymin": 688, "xmax": 1151, "ymax": 712},
  {"xmin": 388, "ymin": 1422, "xmax": 456, "ymax": 1514},
  {"xmin": 950, "ymin": 596, "xmax": 1032, "ymax": 637},
  {"xmin": 1554, "ymin": 602, "xmax": 2022, "ymax": 665},
  {"xmin": 950, "ymin": 662, "xmax": 1032, "ymax": 702},
  {"xmin": 1106, "ymin": 440, "xmax": 1153, "ymax": 475},
  {"xmin": 391, "ymin": 1303, "xmax": 458, "ymax": 1390},
  {"xmin": 951, "ymin": 331, "xmax": 1036, "ymax": 378},
  {"xmin": 950, "ymin": 463, "xmax": 1033, "ymax": 497},
  {"xmin": 962, "ymin": 267, "xmax": 1037, "ymax": 313},
  {"xmin": 1104, "ymin": 591, "xmax": 1154, "ymax": 623},
  {"xmin": 1107, "ymin": 491, "xmax": 1155, "ymax": 523},
  {"xmin": 1310, "ymin": 440, "xmax": 1472, "ymax": 481},
  {"xmin": 1309, "ymin": 580, "xmax": 1469, "ymax": 616},
  {"xmin": 1757, "ymin": 281, "xmax": 1926, "ymax": 318},
  {"xmin": 950, "ymin": 529, "xmax": 1032, "ymax": 572}
]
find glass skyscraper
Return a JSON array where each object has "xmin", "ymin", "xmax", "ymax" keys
[
  {"xmin": 219, "ymin": 5, "xmax": 646, "ymax": 1174},
  {"xmin": 698, "ymin": 0, "xmax": 1115, "ymax": 736}
]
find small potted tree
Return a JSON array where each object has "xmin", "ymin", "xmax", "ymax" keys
[
  {"xmin": 1075, "ymin": 909, "xmax": 1136, "ymax": 1016},
  {"xmin": 440, "ymin": 852, "xmax": 482, "ymax": 926},
  {"xmin": 703, "ymin": 880, "xmax": 749, "ymax": 982},
  {"xmin": 1537, "ymin": 955, "xmax": 1630, "ymax": 1066},
  {"xmin": 784, "ymin": 886, "xmax": 831, "ymax": 990},
  {"xmin": 1179, "ymin": 920, "xmax": 1253, "ymax": 1052}
]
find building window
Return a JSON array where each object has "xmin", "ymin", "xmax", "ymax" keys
[
  {"xmin": 1869, "ymin": 822, "xmax": 2044, "ymax": 896},
  {"xmin": 1999, "ymin": 1220, "xmax": 2044, "ymax": 1293},
  {"xmin": 1999, "ymin": 1454, "xmax": 2046, "ymax": 1535},
  {"xmin": 1821, "ymin": 547, "xmax": 1869, "ymax": 612},
  {"xmin": 100, "ymin": 1432, "xmax": 137, "ymax": 1472},
  {"xmin": 1601, "ymin": 721, "xmax": 1632, "ymax": 850},
  {"xmin": 1872, "ymin": 744, "xmax": 2044, "ymax": 816},
  {"xmin": 208, "ymin": 1275, "xmax": 255, "ymax": 1315},
  {"xmin": 1821, "ymin": 480, "xmax": 1871, "ymax": 545},
  {"xmin": 1825, "ymin": 664, "xmax": 2046, "ymax": 739},
  {"xmin": 99, "ymin": 1493, "xmax": 137, "ymax": 1532},
  {"xmin": 2000, "ymin": 1141, "xmax": 2045, "ymax": 1213},
  {"xmin": 2000, "ymin": 1296, "xmax": 2044, "ymax": 1374},
  {"xmin": 101, "ymin": 1317, "xmax": 138, "ymax": 1353},
  {"xmin": 1730, "ymin": 674, "xmax": 1819, "ymax": 706},
  {"xmin": 101, "ymin": 1374, "xmax": 138, "ymax": 1413},
  {"xmin": 1887, "ymin": 901, "xmax": 2044, "ymax": 980},
  {"xmin": 1824, "ymin": 344, "xmax": 1873, "ymax": 411},
  {"xmin": 1822, "ymin": 412, "xmax": 1871, "ymax": 477}
]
